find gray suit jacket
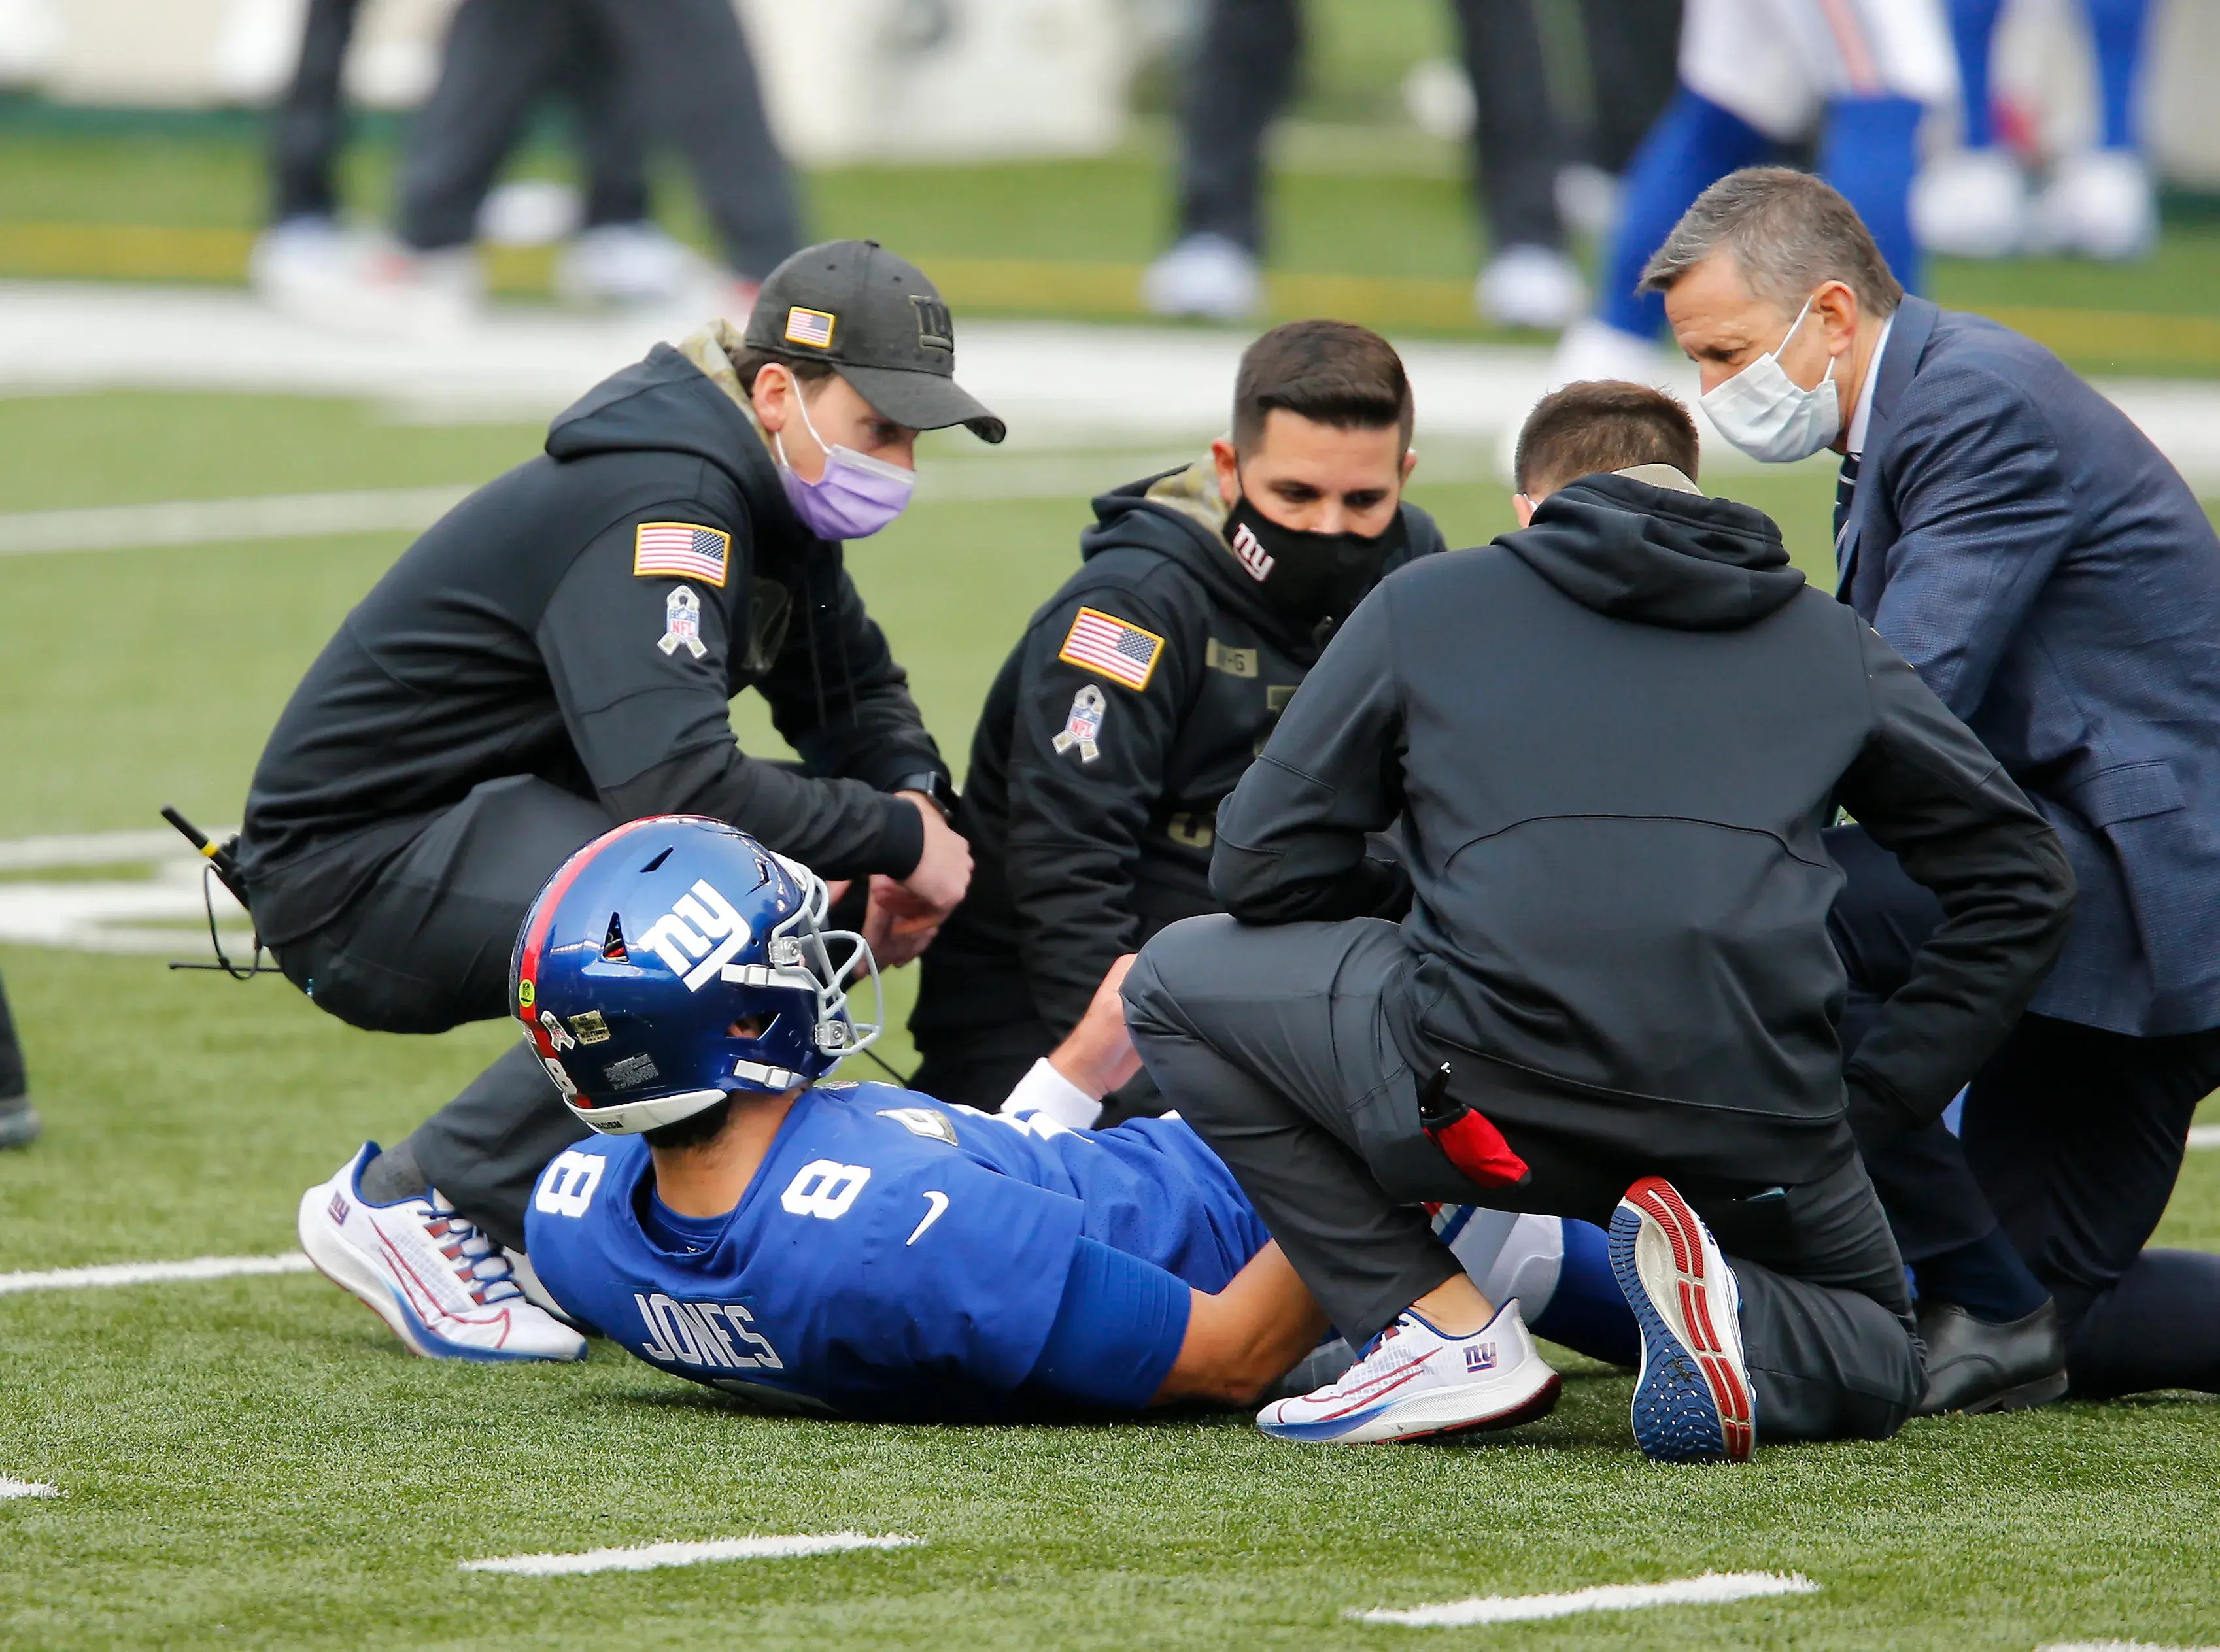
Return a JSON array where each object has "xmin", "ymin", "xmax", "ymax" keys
[{"xmin": 1839, "ymin": 296, "xmax": 2220, "ymax": 1036}]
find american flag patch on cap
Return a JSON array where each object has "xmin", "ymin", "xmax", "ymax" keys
[
  {"xmin": 633, "ymin": 522, "xmax": 731, "ymax": 588},
  {"xmin": 1058, "ymin": 607, "xmax": 1165, "ymax": 692},
  {"xmin": 784, "ymin": 307, "xmax": 836, "ymax": 348}
]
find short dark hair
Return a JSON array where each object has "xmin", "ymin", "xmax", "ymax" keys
[
  {"xmin": 1514, "ymin": 380, "xmax": 1701, "ymax": 496},
  {"xmin": 1231, "ymin": 320, "xmax": 1414, "ymax": 455},
  {"xmin": 642, "ymin": 1094, "xmax": 736, "ymax": 1152},
  {"xmin": 731, "ymin": 348, "xmax": 838, "ymax": 396},
  {"xmin": 1639, "ymin": 167, "xmax": 1905, "ymax": 320}
]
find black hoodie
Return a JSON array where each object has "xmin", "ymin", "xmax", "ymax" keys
[
  {"xmin": 1212, "ymin": 472, "xmax": 2075, "ymax": 1183},
  {"xmin": 910, "ymin": 462, "xmax": 1444, "ymax": 1077},
  {"xmin": 239, "ymin": 343, "xmax": 944, "ymax": 947}
]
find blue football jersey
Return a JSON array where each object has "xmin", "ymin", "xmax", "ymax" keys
[{"xmin": 524, "ymin": 1081, "xmax": 1271, "ymax": 1421}]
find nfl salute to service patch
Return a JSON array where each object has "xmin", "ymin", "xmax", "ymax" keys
[
  {"xmin": 634, "ymin": 522, "xmax": 731, "ymax": 587},
  {"xmin": 1058, "ymin": 607, "xmax": 1165, "ymax": 692}
]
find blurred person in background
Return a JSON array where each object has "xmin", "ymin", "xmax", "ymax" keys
[
  {"xmin": 0, "ymin": 970, "xmax": 35, "ymax": 1149},
  {"xmin": 255, "ymin": 0, "xmax": 800, "ymax": 329},
  {"xmin": 1546, "ymin": 0, "xmax": 1956, "ymax": 386},
  {"xmin": 1913, "ymin": 0, "xmax": 2155, "ymax": 260},
  {"xmin": 1142, "ymin": 0, "xmax": 1591, "ymax": 331}
]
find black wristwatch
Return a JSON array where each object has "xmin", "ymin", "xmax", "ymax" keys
[{"xmin": 893, "ymin": 771, "xmax": 958, "ymax": 821}]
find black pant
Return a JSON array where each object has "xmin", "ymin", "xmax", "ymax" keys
[
  {"xmin": 1174, "ymin": 0, "xmax": 1565, "ymax": 254},
  {"xmin": 0, "ymin": 966, "xmax": 26, "ymax": 1101},
  {"xmin": 1830, "ymin": 823, "xmax": 2220, "ymax": 1394},
  {"xmin": 273, "ymin": 777, "xmax": 607, "ymax": 1249},
  {"xmin": 396, "ymin": 0, "xmax": 654, "ymax": 250},
  {"xmin": 268, "ymin": 0, "xmax": 361, "ymax": 223},
  {"xmin": 1125, "ymin": 915, "xmax": 1923, "ymax": 1445}
]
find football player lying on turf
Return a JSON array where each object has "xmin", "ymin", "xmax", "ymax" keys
[{"xmin": 483, "ymin": 814, "xmax": 1635, "ymax": 1423}]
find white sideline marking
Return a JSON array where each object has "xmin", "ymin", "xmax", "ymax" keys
[
  {"xmin": 2185, "ymin": 1125, "xmax": 2220, "ymax": 1149},
  {"xmin": 0, "ymin": 486, "xmax": 474, "ymax": 556},
  {"xmin": 0, "ymin": 1253, "xmax": 312, "ymax": 1296},
  {"xmin": 0, "ymin": 828, "xmax": 252, "ymax": 956},
  {"xmin": 460, "ymin": 1534, "xmax": 921, "ymax": 1576},
  {"xmin": 2041, "ymin": 1642, "xmax": 2220, "ymax": 1650},
  {"xmin": 0, "ymin": 1479, "xmax": 60, "ymax": 1499},
  {"xmin": 1352, "ymin": 1570, "xmax": 1820, "ymax": 1627}
]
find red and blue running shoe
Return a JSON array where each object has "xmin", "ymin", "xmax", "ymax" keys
[
  {"xmin": 1609, "ymin": 1176, "xmax": 1756, "ymax": 1463},
  {"xmin": 1255, "ymin": 1298, "xmax": 1560, "ymax": 1444}
]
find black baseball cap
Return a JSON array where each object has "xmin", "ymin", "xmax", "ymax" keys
[{"xmin": 742, "ymin": 239, "xmax": 1005, "ymax": 444}]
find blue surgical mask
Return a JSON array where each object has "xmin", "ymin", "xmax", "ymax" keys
[{"xmin": 1699, "ymin": 295, "xmax": 1841, "ymax": 464}]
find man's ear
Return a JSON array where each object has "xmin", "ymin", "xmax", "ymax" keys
[
  {"xmin": 1513, "ymin": 492, "xmax": 1537, "ymax": 529},
  {"xmin": 1401, "ymin": 447, "xmax": 1418, "ymax": 484},
  {"xmin": 750, "ymin": 361, "xmax": 793, "ymax": 433},
  {"xmin": 1813, "ymin": 278, "xmax": 1862, "ymax": 359},
  {"xmin": 1210, "ymin": 436, "xmax": 1242, "ymax": 507}
]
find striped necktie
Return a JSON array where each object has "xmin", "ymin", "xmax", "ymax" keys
[{"xmin": 1833, "ymin": 452, "xmax": 1860, "ymax": 542}]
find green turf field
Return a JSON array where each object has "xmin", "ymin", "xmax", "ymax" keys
[{"xmin": 3, "ymin": 387, "xmax": 2220, "ymax": 1648}]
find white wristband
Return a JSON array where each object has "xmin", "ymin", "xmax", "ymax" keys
[{"xmin": 999, "ymin": 1058, "xmax": 1104, "ymax": 1131}]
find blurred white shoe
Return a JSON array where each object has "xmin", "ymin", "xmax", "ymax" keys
[
  {"xmin": 1475, "ymin": 243, "xmax": 1586, "ymax": 332},
  {"xmin": 555, "ymin": 222, "xmax": 704, "ymax": 309},
  {"xmin": 1546, "ymin": 316, "xmax": 1664, "ymax": 388},
  {"xmin": 2032, "ymin": 150, "xmax": 2157, "ymax": 262},
  {"xmin": 1142, "ymin": 233, "xmax": 1261, "ymax": 322},
  {"xmin": 254, "ymin": 226, "xmax": 479, "ymax": 337},
  {"xmin": 1911, "ymin": 148, "xmax": 2030, "ymax": 259},
  {"xmin": 1555, "ymin": 163, "xmax": 1623, "ymax": 239}
]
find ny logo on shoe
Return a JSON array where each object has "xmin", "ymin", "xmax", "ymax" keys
[
  {"xmin": 328, "ymin": 1190, "xmax": 350, "ymax": 1226},
  {"xmin": 1464, "ymin": 1342, "xmax": 1498, "ymax": 1374}
]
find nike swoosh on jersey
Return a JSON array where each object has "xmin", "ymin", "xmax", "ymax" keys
[{"xmin": 906, "ymin": 1191, "xmax": 950, "ymax": 1246}]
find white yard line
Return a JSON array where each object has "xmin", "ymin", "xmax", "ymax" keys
[
  {"xmin": 2185, "ymin": 1125, "xmax": 2220, "ymax": 1149},
  {"xmin": 460, "ymin": 1534, "xmax": 921, "ymax": 1576},
  {"xmin": 0, "ymin": 486, "xmax": 473, "ymax": 556},
  {"xmin": 2041, "ymin": 1642, "xmax": 2220, "ymax": 1651},
  {"xmin": 0, "ymin": 1479, "xmax": 60, "ymax": 1499},
  {"xmin": 0, "ymin": 1253, "xmax": 312, "ymax": 1296},
  {"xmin": 1352, "ymin": 1570, "xmax": 1820, "ymax": 1627}
]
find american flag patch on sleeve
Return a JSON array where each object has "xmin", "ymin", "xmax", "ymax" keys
[
  {"xmin": 1057, "ymin": 607, "xmax": 1165, "ymax": 692},
  {"xmin": 632, "ymin": 522, "xmax": 731, "ymax": 588}
]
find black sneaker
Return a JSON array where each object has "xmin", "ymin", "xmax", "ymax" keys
[{"xmin": 0, "ymin": 1093, "xmax": 40, "ymax": 1150}]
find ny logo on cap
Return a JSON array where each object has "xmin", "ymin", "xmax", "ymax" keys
[{"xmin": 911, "ymin": 295, "xmax": 953, "ymax": 352}]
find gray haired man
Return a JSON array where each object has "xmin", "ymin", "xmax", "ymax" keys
[{"xmin": 1646, "ymin": 166, "xmax": 2220, "ymax": 1414}]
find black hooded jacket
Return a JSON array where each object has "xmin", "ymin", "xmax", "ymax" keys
[
  {"xmin": 910, "ymin": 465, "xmax": 1444, "ymax": 1064},
  {"xmin": 237, "ymin": 343, "xmax": 945, "ymax": 947},
  {"xmin": 1212, "ymin": 472, "xmax": 2075, "ymax": 1183}
]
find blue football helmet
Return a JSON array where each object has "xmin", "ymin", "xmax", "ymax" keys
[{"xmin": 511, "ymin": 816, "xmax": 881, "ymax": 1135}]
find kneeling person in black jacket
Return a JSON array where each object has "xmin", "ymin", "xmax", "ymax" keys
[
  {"xmin": 1123, "ymin": 382, "xmax": 2076, "ymax": 1460},
  {"xmin": 910, "ymin": 321, "xmax": 1445, "ymax": 1116}
]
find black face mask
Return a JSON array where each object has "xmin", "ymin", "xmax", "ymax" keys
[{"xmin": 1223, "ymin": 494, "xmax": 1405, "ymax": 635}]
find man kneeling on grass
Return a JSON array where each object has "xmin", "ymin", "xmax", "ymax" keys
[{"xmin": 319, "ymin": 813, "xmax": 1635, "ymax": 1421}]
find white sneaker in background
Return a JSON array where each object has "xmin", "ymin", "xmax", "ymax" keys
[
  {"xmin": 1254, "ymin": 1298, "xmax": 1560, "ymax": 1443},
  {"xmin": 1555, "ymin": 163, "xmax": 1623, "ymax": 239},
  {"xmin": 554, "ymin": 222, "xmax": 705, "ymax": 309},
  {"xmin": 2032, "ymin": 149, "xmax": 2158, "ymax": 262},
  {"xmin": 1911, "ymin": 148, "xmax": 2030, "ymax": 259},
  {"xmin": 1476, "ymin": 243, "xmax": 1586, "ymax": 331},
  {"xmin": 1141, "ymin": 233, "xmax": 1262, "ymax": 322},
  {"xmin": 253, "ymin": 228, "xmax": 481, "ymax": 337},
  {"xmin": 297, "ymin": 1144, "xmax": 587, "ymax": 1363}
]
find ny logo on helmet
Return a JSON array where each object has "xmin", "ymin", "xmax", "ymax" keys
[{"xmin": 639, "ymin": 879, "xmax": 753, "ymax": 992}]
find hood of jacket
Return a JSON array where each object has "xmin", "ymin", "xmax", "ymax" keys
[
  {"xmin": 1498, "ymin": 470, "xmax": 1807, "ymax": 632},
  {"xmin": 544, "ymin": 328, "xmax": 791, "ymax": 515},
  {"xmin": 1079, "ymin": 454, "xmax": 1446, "ymax": 648}
]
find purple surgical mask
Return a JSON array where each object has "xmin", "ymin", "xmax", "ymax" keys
[{"xmin": 773, "ymin": 394, "xmax": 917, "ymax": 539}]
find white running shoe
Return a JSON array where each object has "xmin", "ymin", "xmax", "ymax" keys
[
  {"xmin": 1255, "ymin": 1298, "xmax": 1559, "ymax": 1443},
  {"xmin": 2032, "ymin": 150, "xmax": 2157, "ymax": 262},
  {"xmin": 1610, "ymin": 1175, "xmax": 1754, "ymax": 1462},
  {"xmin": 298, "ymin": 1145, "xmax": 587, "ymax": 1363},
  {"xmin": 1142, "ymin": 233, "xmax": 1262, "ymax": 322},
  {"xmin": 1911, "ymin": 148, "xmax": 2029, "ymax": 260},
  {"xmin": 554, "ymin": 222, "xmax": 706, "ymax": 309},
  {"xmin": 1475, "ymin": 244, "xmax": 1586, "ymax": 332}
]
